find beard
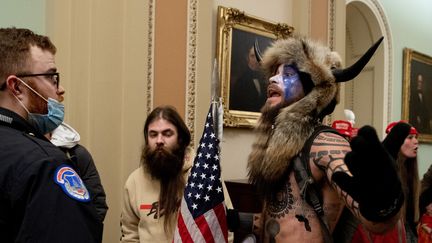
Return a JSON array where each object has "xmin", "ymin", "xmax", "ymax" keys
[
  {"xmin": 142, "ymin": 145, "xmax": 187, "ymax": 232},
  {"xmin": 143, "ymin": 146, "xmax": 185, "ymax": 182},
  {"xmin": 23, "ymin": 80, "xmax": 49, "ymax": 114},
  {"xmin": 259, "ymin": 99, "xmax": 291, "ymax": 128}
]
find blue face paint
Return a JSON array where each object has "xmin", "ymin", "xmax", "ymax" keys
[{"xmin": 282, "ymin": 65, "xmax": 301, "ymax": 101}]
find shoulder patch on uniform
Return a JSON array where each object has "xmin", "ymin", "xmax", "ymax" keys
[{"xmin": 54, "ymin": 165, "xmax": 91, "ymax": 202}]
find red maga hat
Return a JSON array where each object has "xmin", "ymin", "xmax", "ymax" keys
[
  {"xmin": 332, "ymin": 120, "xmax": 353, "ymax": 137},
  {"xmin": 385, "ymin": 120, "xmax": 418, "ymax": 135}
]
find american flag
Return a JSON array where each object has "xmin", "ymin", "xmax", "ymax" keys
[{"xmin": 173, "ymin": 104, "xmax": 228, "ymax": 243}]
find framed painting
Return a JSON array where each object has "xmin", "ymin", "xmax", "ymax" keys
[
  {"xmin": 402, "ymin": 48, "xmax": 432, "ymax": 143},
  {"xmin": 215, "ymin": 6, "xmax": 294, "ymax": 128}
]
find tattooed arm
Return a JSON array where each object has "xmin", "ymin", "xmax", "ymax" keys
[{"xmin": 310, "ymin": 130, "xmax": 401, "ymax": 233}]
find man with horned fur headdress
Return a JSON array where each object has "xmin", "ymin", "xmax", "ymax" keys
[{"xmin": 245, "ymin": 36, "xmax": 405, "ymax": 242}]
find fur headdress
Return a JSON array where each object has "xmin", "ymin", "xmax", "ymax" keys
[{"xmin": 248, "ymin": 35, "xmax": 383, "ymax": 195}]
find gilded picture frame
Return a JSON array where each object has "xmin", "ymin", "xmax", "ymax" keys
[
  {"xmin": 215, "ymin": 6, "xmax": 294, "ymax": 128},
  {"xmin": 402, "ymin": 48, "xmax": 432, "ymax": 143}
]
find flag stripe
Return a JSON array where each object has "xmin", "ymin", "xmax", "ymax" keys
[
  {"xmin": 175, "ymin": 212, "xmax": 193, "ymax": 243},
  {"xmin": 204, "ymin": 203, "xmax": 227, "ymax": 242},
  {"xmin": 215, "ymin": 203, "xmax": 228, "ymax": 242},
  {"xmin": 195, "ymin": 214, "xmax": 215, "ymax": 243},
  {"xmin": 203, "ymin": 210, "xmax": 220, "ymax": 242},
  {"xmin": 178, "ymin": 197, "xmax": 205, "ymax": 242}
]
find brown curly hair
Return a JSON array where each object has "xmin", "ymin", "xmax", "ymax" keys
[{"xmin": 0, "ymin": 27, "xmax": 56, "ymax": 89}]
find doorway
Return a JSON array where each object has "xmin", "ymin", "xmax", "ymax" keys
[{"xmin": 345, "ymin": 0, "xmax": 392, "ymax": 136}]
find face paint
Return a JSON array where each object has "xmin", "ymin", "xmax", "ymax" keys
[{"xmin": 282, "ymin": 65, "xmax": 302, "ymax": 101}]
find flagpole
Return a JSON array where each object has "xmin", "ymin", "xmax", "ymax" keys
[{"xmin": 211, "ymin": 58, "xmax": 223, "ymax": 141}]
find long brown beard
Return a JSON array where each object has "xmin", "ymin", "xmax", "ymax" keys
[
  {"xmin": 143, "ymin": 146, "xmax": 186, "ymax": 233},
  {"xmin": 144, "ymin": 146, "xmax": 184, "ymax": 181}
]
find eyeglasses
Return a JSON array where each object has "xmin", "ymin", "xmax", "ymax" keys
[{"xmin": 16, "ymin": 72, "xmax": 60, "ymax": 89}]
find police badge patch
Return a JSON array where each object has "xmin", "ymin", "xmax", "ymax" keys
[{"xmin": 54, "ymin": 165, "xmax": 91, "ymax": 202}]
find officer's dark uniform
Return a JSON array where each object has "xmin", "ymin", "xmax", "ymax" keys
[{"xmin": 0, "ymin": 107, "xmax": 103, "ymax": 243}]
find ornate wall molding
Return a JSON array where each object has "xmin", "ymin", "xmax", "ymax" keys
[
  {"xmin": 324, "ymin": 0, "xmax": 337, "ymax": 125},
  {"xmin": 186, "ymin": 0, "xmax": 198, "ymax": 144},
  {"xmin": 146, "ymin": 0, "xmax": 155, "ymax": 114},
  {"xmin": 146, "ymin": 0, "xmax": 197, "ymax": 143},
  {"xmin": 369, "ymin": 0, "xmax": 393, "ymax": 122},
  {"xmin": 328, "ymin": 0, "xmax": 336, "ymax": 50}
]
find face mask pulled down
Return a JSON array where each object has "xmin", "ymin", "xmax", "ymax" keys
[{"xmin": 14, "ymin": 77, "xmax": 64, "ymax": 134}]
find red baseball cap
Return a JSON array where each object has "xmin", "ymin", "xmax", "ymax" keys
[
  {"xmin": 332, "ymin": 120, "xmax": 353, "ymax": 137},
  {"xmin": 351, "ymin": 127, "xmax": 358, "ymax": 138},
  {"xmin": 385, "ymin": 120, "xmax": 418, "ymax": 135}
]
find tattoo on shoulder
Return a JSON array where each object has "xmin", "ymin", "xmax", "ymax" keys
[
  {"xmin": 309, "ymin": 133, "xmax": 350, "ymax": 170},
  {"xmin": 315, "ymin": 133, "xmax": 350, "ymax": 146}
]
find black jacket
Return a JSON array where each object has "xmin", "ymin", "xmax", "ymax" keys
[
  {"xmin": 0, "ymin": 108, "xmax": 103, "ymax": 243},
  {"xmin": 65, "ymin": 144, "xmax": 108, "ymax": 221}
]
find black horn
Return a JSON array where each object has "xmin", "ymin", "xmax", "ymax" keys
[
  {"xmin": 254, "ymin": 39, "xmax": 263, "ymax": 63},
  {"xmin": 333, "ymin": 37, "xmax": 384, "ymax": 83}
]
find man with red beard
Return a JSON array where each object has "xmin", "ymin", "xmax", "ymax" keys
[
  {"xmin": 246, "ymin": 36, "xmax": 406, "ymax": 242},
  {"xmin": 120, "ymin": 106, "xmax": 194, "ymax": 242},
  {"xmin": 0, "ymin": 27, "xmax": 102, "ymax": 243}
]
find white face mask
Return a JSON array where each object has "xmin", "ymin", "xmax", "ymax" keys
[
  {"xmin": 50, "ymin": 122, "xmax": 80, "ymax": 148},
  {"xmin": 14, "ymin": 77, "xmax": 65, "ymax": 134}
]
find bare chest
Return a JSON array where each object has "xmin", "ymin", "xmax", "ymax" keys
[{"xmin": 262, "ymin": 170, "xmax": 343, "ymax": 243}]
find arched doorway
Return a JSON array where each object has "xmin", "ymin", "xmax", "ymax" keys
[{"xmin": 345, "ymin": 0, "xmax": 392, "ymax": 136}]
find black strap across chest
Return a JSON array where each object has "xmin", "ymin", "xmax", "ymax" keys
[{"xmin": 293, "ymin": 125, "xmax": 341, "ymax": 243}]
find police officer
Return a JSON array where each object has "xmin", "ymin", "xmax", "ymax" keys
[{"xmin": 0, "ymin": 28, "xmax": 102, "ymax": 242}]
